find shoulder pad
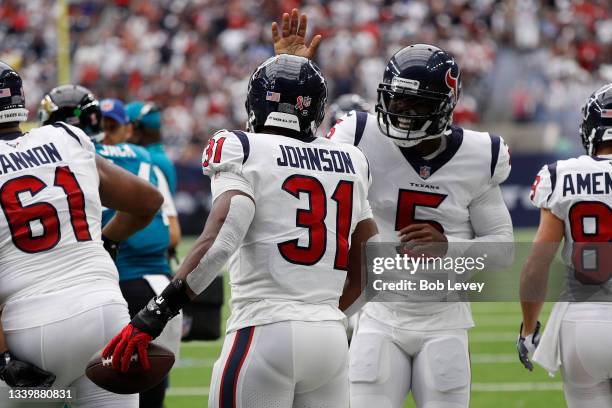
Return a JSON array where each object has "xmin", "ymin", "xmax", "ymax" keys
[
  {"xmin": 490, "ymin": 134, "xmax": 511, "ymax": 186},
  {"xmin": 50, "ymin": 122, "xmax": 95, "ymax": 154},
  {"xmin": 530, "ymin": 162, "xmax": 556, "ymax": 209},
  {"xmin": 202, "ymin": 130, "xmax": 250, "ymax": 177},
  {"xmin": 326, "ymin": 110, "xmax": 368, "ymax": 146}
]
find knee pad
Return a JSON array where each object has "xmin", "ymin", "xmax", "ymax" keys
[
  {"xmin": 349, "ymin": 333, "xmax": 388, "ymax": 383},
  {"xmin": 424, "ymin": 336, "xmax": 469, "ymax": 393}
]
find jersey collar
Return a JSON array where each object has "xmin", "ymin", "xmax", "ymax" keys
[
  {"xmin": 397, "ymin": 126, "xmax": 464, "ymax": 180},
  {"xmin": 0, "ymin": 131, "xmax": 23, "ymax": 141}
]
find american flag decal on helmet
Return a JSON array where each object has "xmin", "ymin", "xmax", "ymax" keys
[{"xmin": 266, "ymin": 91, "xmax": 280, "ymax": 102}]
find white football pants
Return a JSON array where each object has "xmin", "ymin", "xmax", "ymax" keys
[
  {"xmin": 0, "ymin": 286, "xmax": 137, "ymax": 408},
  {"xmin": 208, "ymin": 320, "xmax": 349, "ymax": 408},
  {"xmin": 349, "ymin": 313, "xmax": 470, "ymax": 408},
  {"xmin": 561, "ymin": 305, "xmax": 612, "ymax": 408}
]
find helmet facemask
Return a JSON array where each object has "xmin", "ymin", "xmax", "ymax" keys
[{"xmin": 376, "ymin": 83, "xmax": 453, "ymax": 148}]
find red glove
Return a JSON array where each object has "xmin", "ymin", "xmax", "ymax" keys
[{"xmin": 102, "ymin": 323, "xmax": 153, "ymax": 373}]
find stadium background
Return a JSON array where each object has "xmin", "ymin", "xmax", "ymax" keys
[{"xmin": 1, "ymin": 0, "xmax": 611, "ymax": 406}]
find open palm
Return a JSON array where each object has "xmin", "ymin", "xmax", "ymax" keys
[{"xmin": 272, "ymin": 8, "xmax": 322, "ymax": 60}]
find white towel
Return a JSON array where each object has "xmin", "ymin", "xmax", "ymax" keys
[{"xmin": 533, "ymin": 302, "xmax": 569, "ymax": 376}]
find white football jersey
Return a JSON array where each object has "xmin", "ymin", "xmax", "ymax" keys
[
  {"xmin": 329, "ymin": 111, "xmax": 511, "ymax": 330},
  {"xmin": 531, "ymin": 154, "xmax": 612, "ymax": 294},
  {"xmin": 202, "ymin": 130, "xmax": 372, "ymax": 333},
  {"xmin": 0, "ymin": 123, "xmax": 120, "ymax": 318}
]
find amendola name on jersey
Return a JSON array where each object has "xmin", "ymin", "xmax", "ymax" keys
[
  {"xmin": 202, "ymin": 129, "xmax": 372, "ymax": 333},
  {"xmin": 531, "ymin": 154, "xmax": 612, "ymax": 289},
  {"xmin": 328, "ymin": 111, "xmax": 511, "ymax": 330}
]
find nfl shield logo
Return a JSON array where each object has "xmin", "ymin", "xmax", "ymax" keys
[{"xmin": 419, "ymin": 165, "xmax": 431, "ymax": 179}]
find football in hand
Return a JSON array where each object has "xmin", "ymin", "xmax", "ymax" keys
[{"xmin": 85, "ymin": 343, "xmax": 175, "ymax": 394}]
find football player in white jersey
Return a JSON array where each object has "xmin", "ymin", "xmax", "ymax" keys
[
  {"xmin": 519, "ymin": 83, "xmax": 612, "ymax": 407},
  {"xmin": 272, "ymin": 9, "xmax": 514, "ymax": 407},
  {"xmin": 103, "ymin": 54, "xmax": 378, "ymax": 408},
  {"xmin": 0, "ymin": 62, "xmax": 163, "ymax": 407}
]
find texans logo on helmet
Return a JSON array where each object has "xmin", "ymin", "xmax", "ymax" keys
[{"xmin": 445, "ymin": 69, "xmax": 459, "ymax": 102}]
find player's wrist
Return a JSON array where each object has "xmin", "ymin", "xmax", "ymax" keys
[
  {"xmin": 101, "ymin": 235, "xmax": 120, "ymax": 261},
  {"xmin": 519, "ymin": 321, "xmax": 541, "ymax": 339},
  {"xmin": 0, "ymin": 350, "xmax": 11, "ymax": 369},
  {"xmin": 131, "ymin": 279, "xmax": 190, "ymax": 338}
]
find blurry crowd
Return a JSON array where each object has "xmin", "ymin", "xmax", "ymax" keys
[{"xmin": 0, "ymin": 0, "xmax": 611, "ymax": 162}]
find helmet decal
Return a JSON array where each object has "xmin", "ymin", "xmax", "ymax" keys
[{"xmin": 445, "ymin": 68, "xmax": 459, "ymax": 103}]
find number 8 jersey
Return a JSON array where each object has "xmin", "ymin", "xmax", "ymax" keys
[
  {"xmin": 202, "ymin": 130, "xmax": 372, "ymax": 333},
  {"xmin": 531, "ymin": 154, "xmax": 612, "ymax": 292},
  {"xmin": 0, "ymin": 123, "xmax": 120, "ymax": 313}
]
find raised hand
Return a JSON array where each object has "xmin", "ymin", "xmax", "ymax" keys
[{"xmin": 271, "ymin": 8, "xmax": 322, "ymax": 59}]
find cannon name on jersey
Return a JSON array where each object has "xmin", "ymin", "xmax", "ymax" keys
[
  {"xmin": 202, "ymin": 129, "xmax": 372, "ymax": 333},
  {"xmin": 0, "ymin": 123, "xmax": 121, "ymax": 319},
  {"xmin": 328, "ymin": 111, "xmax": 511, "ymax": 330}
]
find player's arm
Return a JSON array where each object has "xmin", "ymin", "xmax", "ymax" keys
[
  {"xmin": 96, "ymin": 156, "xmax": 164, "ymax": 242},
  {"xmin": 450, "ymin": 185, "xmax": 514, "ymax": 265},
  {"xmin": 103, "ymin": 173, "xmax": 255, "ymax": 372},
  {"xmin": 340, "ymin": 218, "xmax": 378, "ymax": 314},
  {"xmin": 517, "ymin": 208, "xmax": 563, "ymax": 371},
  {"xmin": 0, "ymin": 318, "xmax": 56, "ymax": 387},
  {"xmin": 397, "ymin": 188, "xmax": 514, "ymax": 260}
]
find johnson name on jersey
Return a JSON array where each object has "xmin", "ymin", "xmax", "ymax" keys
[
  {"xmin": 0, "ymin": 123, "xmax": 121, "ymax": 317},
  {"xmin": 531, "ymin": 154, "xmax": 612, "ymax": 295},
  {"xmin": 327, "ymin": 110, "xmax": 512, "ymax": 330},
  {"xmin": 202, "ymin": 129, "xmax": 372, "ymax": 332}
]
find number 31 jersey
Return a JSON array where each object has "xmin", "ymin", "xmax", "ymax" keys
[
  {"xmin": 531, "ymin": 154, "xmax": 612, "ymax": 292},
  {"xmin": 0, "ymin": 123, "xmax": 119, "ymax": 312},
  {"xmin": 202, "ymin": 130, "xmax": 372, "ymax": 333}
]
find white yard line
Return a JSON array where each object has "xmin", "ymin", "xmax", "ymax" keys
[
  {"xmin": 180, "ymin": 340, "xmax": 223, "ymax": 349},
  {"xmin": 469, "ymin": 332, "xmax": 515, "ymax": 342},
  {"xmin": 167, "ymin": 387, "xmax": 210, "ymax": 396},
  {"xmin": 166, "ymin": 383, "xmax": 563, "ymax": 397},
  {"xmin": 470, "ymin": 353, "xmax": 517, "ymax": 364},
  {"xmin": 472, "ymin": 382, "xmax": 563, "ymax": 392},
  {"xmin": 175, "ymin": 354, "xmax": 520, "ymax": 368}
]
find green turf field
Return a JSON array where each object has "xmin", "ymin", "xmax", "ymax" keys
[{"xmin": 166, "ymin": 228, "xmax": 565, "ymax": 407}]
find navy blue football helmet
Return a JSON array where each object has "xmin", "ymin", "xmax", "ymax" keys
[
  {"xmin": 328, "ymin": 94, "xmax": 371, "ymax": 128},
  {"xmin": 581, "ymin": 83, "xmax": 612, "ymax": 155},
  {"xmin": 38, "ymin": 84, "xmax": 102, "ymax": 140},
  {"xmin": 0, "ymin": 61, "xmax": 28, "ymax": 124},
  {"xmin": 246, "ymin": 55, "xmax": 327, "ymax": 138},
  {"xmin": 377, "ymin": 44, "xmax": 461, "ymax": 147}
]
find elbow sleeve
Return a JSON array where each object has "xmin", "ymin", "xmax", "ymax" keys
[{"xmin": 186, "ymin": 194, "xmax": 255, "ymax": 295}]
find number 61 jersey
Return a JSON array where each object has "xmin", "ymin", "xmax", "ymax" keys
[
  {"xmin": 0, "ymin": 123, "xmax": 119, "ymax": 310},
  {"xmin": 531, "ymin": 155, "xmax": 612, "ymax": 294},
  {"xmin": 202, "ymin": 130, "xmax": 372, "ymax": 333}
]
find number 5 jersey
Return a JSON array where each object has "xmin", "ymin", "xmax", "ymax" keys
[
  {"xmin": 202, "ymin": 130, "xmax": 373, "ymax": 333},
  {"xmin": 327, "ymin": 111, "xmax": 513, "ymax": 331}
]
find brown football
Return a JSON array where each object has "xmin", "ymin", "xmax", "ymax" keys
[{"xmin": 85, "ymin": 343, "xmax": 175, "ymax": 394}]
